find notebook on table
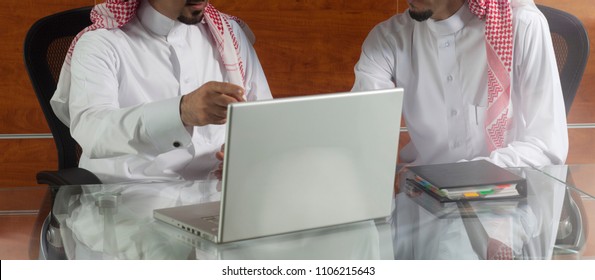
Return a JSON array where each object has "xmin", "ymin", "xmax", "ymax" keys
[
  {"xmin": 405, "ymin": 160, "xmax": 527, "ymax": 203},
  {"xmin": 154, "ymin": 88, "xmax": 404, "ymax": 243}
]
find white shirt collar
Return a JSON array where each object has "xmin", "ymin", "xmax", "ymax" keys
[
  {"xmin": 137, "ymin": 0, "xmax": 176, "ymax": 37},
  {"xmin": 426, "ymin": 3, "xmax": 475, "ymax": 36}
]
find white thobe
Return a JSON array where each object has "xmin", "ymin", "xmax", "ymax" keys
[
  {"xmin": 353, "ymin": 2, "xmax": 568, "ymax": 167},
  {"xmin": 56, "ymin": 2, "xmax": 272, "ymax": 183}
]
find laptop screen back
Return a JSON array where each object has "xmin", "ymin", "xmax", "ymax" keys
[{"xmin": 218, "ymin": 88, "xmax": 404, "ymax": 242}]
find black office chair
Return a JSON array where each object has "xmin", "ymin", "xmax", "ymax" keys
[
  {"xmin": 537, "ymin": 4, "xmax": 590, "ymax": 115},
  {"xmin": 23, "ymin": 6, "xmax": 101, "ymax": 259}
]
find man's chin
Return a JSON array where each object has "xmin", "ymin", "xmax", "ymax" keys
[
  {"xmin": 409, "ymin": 9, "xmax": 434, "ymax": 22},
  {"xmin": 178, "ymin": 14, "xmax": 203, "ymax": 25}
]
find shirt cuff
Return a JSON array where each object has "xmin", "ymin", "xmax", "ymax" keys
[{"xmin": 142, "ymin": 96, "xmax": 192, "ymax": 152}]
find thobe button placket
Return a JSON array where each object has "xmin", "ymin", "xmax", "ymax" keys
[
  {"xmin": 173, "ymin": 141, "xmax": 181, "ymax": 148},
  {"xmin": 447, "ymin": 75, "xmax": 454, "ymax": 82}
]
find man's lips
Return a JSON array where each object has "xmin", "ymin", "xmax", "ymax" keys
[{"xmin": 186, "ymin": 1, "xmax": 206, "ymax": 8}]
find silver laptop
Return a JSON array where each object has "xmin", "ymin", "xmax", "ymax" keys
[{"xmin": 154, "ymin": 88, "xmax": 404, "ymax": 243}]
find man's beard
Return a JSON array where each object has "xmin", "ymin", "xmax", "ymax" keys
[
  {"xmin": 179, "ymin": 0, "xmax": 206, "ymax": 24},
  {"xmin": 178, "ymin": 11, "xmax": 203, "ymax": 25},
  {"xmin": 409, "ymin": 9, "xmax": 434, "ymax": 22}
]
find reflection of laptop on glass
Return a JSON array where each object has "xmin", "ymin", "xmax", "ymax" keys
[{"xmin": 154, "ymin": 88, "xmax": 404, "ymax": 243}]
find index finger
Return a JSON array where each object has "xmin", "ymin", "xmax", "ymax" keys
[{"xmin": 210, "ymin": 82, "xmax": 246, "ymax": 102}]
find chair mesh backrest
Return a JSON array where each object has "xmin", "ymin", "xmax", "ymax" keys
[
  {"xmin": 24, "ymin": 7, "xmax": 92, "ymax": 170},
  {"xmin": 537, "ymin": 5, "xmax": 590, "ymax": 116}
]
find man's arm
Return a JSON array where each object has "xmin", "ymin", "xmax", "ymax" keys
[
  {"xmin": 68, "ymin": 31, "xmax": 241, "ymax": 159},
  {"xmin": 484, "ymin": 7, "xmax": 568, "ymax": 167},
  {"xmin": 352, "ymin": 23, "xmax": 397, "ymax": 92}
]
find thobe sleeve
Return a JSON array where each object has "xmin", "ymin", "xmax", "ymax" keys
[
  {"xmin": 352, "ymin": 25, "xmax": 397, "ymax": 91},
  {"xmin": 67, "ymin": 32, "xmax": 192, "ymax": 159},
  {"xmin": 486, "ymin": 8, "xmax": 568, "ymax": 166}
]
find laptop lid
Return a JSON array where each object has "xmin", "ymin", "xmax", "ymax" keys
[{"xmin": 217, "ymin": 88, "xmax": 404, "ymax": 242}]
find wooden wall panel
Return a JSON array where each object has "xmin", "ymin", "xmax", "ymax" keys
[
  {"xmin": 0, "ymin": 0, "xmax": 95, "ymax": 134},
  {"xmin": 0, "ymin": 139, "xmax": 57, "ymax": 187},
  {"xmin": 567, "ymin": 129, "xmax": 595, "ymax": 163},
  {"xmin": 212, "ymin": 0, "xmax": 405, "ymax": 96},
  {"xmin": 0, "ymin": 215, "xmax": 39, "ymax": 259}
]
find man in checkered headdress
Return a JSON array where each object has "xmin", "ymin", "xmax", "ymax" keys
[
  {"xmin": 52, "ymin": 0, "xmax": 272, "ymax": 183},
  {"xmin": 353, "ymin": 0, "xmax": 568, "ymax": 168}
]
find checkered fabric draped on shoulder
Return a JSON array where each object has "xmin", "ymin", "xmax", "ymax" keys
[
  {"xmin": 204, "ymin": 4, "xmax": 246, "ymax": 84},
  {"xmin": 468, "ymin": 0, "xmax": 514, "ymax": 151},
  {"xmin": 64, "ymin": 0, "xmax": 246, "ymax": 86},
  {"xmin": 65, "ymin": 0, "xmax": 139, "ymax": 65}
]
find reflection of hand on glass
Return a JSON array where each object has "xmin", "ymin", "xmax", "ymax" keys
[
  {"xmin": 211, "ymin": 144, "xmax": 225, "ymax": 181},
  {"xmin": 395, "ymin": 164, "xmax": 413, "ymax": 196}
]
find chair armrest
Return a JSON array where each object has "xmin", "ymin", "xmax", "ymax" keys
[{"xmin": 36, "ymin": 168, "xmax": 102, "ymax": 186}]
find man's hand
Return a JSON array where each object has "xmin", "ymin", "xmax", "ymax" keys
[{"xmin": 180, "ymin": 81, "xmax": 245, "ymax": 126}]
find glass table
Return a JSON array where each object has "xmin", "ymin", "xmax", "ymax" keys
[
  {"xmin": 535, "ymin": 164, "xmax": 595, "ymax": 259},
  {"xmin": 537, "ymin": 164, "xmax": 595, "ymax": 198},
  {"xmin": 395, "ymin": 166, "xmax": 593, "ymax": 259},
  {"xmin": 1, "ymin": 165, "xmax": 593, "ymax": 260},
  {"xmin": 45, "ymin": 181, "xmax": 393, "ymax": 260}
]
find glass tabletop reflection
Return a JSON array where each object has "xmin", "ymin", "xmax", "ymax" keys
[
  {"xmin": 50, "ymin": 181, "xmax": 392, "ymax": 260},
  {"xmin": 47, "ymin": 166, "xmax": 594, "ymax": 260},
  {"xmin": 395, "ymin": 166, "xmax": 593, "ymax": 260}
]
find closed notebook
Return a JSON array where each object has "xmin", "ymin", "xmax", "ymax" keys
[{"xmin": 405, "ymin": 160, "xmax": 527, "ymax": 202}]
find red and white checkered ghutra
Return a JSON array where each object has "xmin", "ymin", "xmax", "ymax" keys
[
  {"xmin": 64, "ymin": 0, "xmax": 246, "ymax": 86},
  {"xmin": 468, "ymin": 0, "xmax": 514, "ymax": 151}
]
